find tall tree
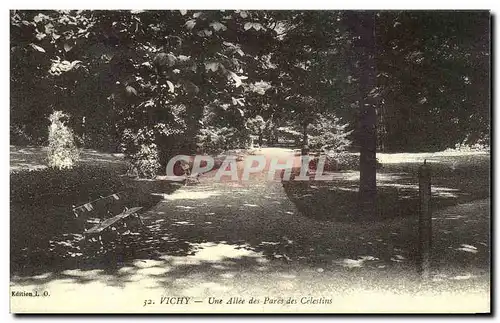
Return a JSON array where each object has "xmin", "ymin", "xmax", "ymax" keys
[{"xmin": 345, "ymin": 11, "xmax": 378, "ymax": 217}]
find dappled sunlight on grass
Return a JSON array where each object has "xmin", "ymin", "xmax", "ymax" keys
[
  {"xmin": 11, "ymin": 241, "xmax": 273, "ymax": 294},
  {"xmin": 242, "ymin": 203, "xmax": 259, "ymax": 207},
  {"xmin": 377, "ymin": 183, "xmax": 460, "ymax": 199},
  {"xmin": 163, "ymin": 242, "xmax": 266, "ymax": 264},
  {"xmin": 175, "ymin": 205, "xmax": 197, "ymax": 210},
  {"xmin": 431, "ymin": 187, "xmax": 460, "ymax": 198},
  {"xmin": 285, "ymin": 151, "xmax": 489, "ymax": 223},
  {"xmin": 10, "ymin": 145, "xmax": 127, "ymax": 173},
  {"xmin": 172, "ymin": 221, "xmax": 196, "ymax": 227},
  {"xmin": 329, "ymin": 171, "xmax": 359, "ymax": 181},
  {"xmin": 333, "ymin": 256, "xmax": 380, "ymax": 269},
  {"xmin": 456, "ymin": 244, "xmax": 479, "ymax": 254},
  {"xmin": 328, "ymin": 187, "xmax": 358, "ymax": 192},
  {"xmin": 10, "ymin": 162, "xmax": 48, "ymax": 172},
  {"xmin": 61, "ymin": 269, "xmax": 106, "ymax": 278},
  {"xmin": 377, "ymin": 173, "xmax": 408, "ymax": 182},
  {"xmin": 164, "ymin": 189, "xmax": 222, "ymax": 200},
  {"xmin": 11, "ymin": 244, "xmax": 489, "ymax": 313},
  {"xmin": 325, "ymin": 172, "xmax": 408, "ymax": 183}
]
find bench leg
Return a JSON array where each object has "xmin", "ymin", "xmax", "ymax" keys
[
  {"xmin": 81, "ymin": 234, "xmax": 103, "ymax": 255},
  {"xmin": 135, "ymin": 213, "xmax": 144, "ymax": 226},
  {"xmin": 97, "ymin": 235, "xmax": 105, "ymax": 252}
]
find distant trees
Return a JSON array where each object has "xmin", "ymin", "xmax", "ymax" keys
[{"xmin": 374, "ymin": 11, "xmax": 490, "ymax": 152}]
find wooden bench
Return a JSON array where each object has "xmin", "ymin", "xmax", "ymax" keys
[
  {"xmin": 178, "ymin": 160, "xmax": 201, "ymax": 186},
  {"xmin": 73, "ymin": 192, "xmax": 125, "ymax": 217},
  {"xmin": 184, "ymin": 172, "xmax": 201, "ymax": 186},
  {"xmin": 85, "ymin": 207, "xmax": 143, "ymax": 235},
  {"xmin": 72, "ymin": 191, "xmax": 144, "ymax": 251}
]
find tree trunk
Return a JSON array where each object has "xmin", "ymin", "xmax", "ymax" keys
[
  {"xmin": 347, "ymin": 12, "xmax": 378, "ymax": 218},
  {"xmin": 377, "ymin": 100, "xmax": 386, "ymax": 152},
  {"xmin": 302, "ymin": 122, "xmax": 308, "ymax": 146},
  {"xmin": 359, "ymin": 92, "xmax": 377, "ymax": 218},
  {"xmin": 301, "ymin": 121, "xmax": 309, "ymax": 155}
]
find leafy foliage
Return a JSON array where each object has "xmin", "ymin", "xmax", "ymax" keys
[
  {"xmin": 197, "ymin": 126, "xmax": 250, "ymax": 154},
  {"xmin": 120, "ymin": 128, "xmax": 161, "ymax": 178},
  {"xmin": 446, "ymin": 140, "xmax": 490, "ymax": 153},
  {"xmin": 129, "ymin": 143, "xmax": 161, "ymax": 179}
]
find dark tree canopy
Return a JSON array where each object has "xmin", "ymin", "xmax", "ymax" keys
[{"xmin": 10, "ymin": 10, "xmax": 490, "ymax": 167}]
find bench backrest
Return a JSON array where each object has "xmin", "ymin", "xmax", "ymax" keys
[{"xmin": 72, "ymin": 191, "xmax": 130, "ymax": 219}]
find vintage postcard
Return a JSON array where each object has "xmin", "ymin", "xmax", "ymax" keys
[{"xmin": 10, "ymin": 9, "xmax": 491, "ymax": 313}]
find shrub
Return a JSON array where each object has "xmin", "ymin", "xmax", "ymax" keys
[
  {"xmin": 308, "ymin": 114, "xmax": 353, "ymax": 153},
  {"xmin": 196, "ymin": 126, "xmax": 251, "ymax": 154},
  {"xmin": 447, "ymin": 139, "xmax": 490, "ymax": 153},
  {"xmin": 120, "ymin": 128, "xmax": 162, "ymax": 178},
  {"xmin": 308, "ymin": 153, "xmax": 383, "ymax": 172},
  {"xmin": 129, "ymin": 143, "xmax": 161, "ymax": 178},
  {"xmin": 245, "ymin": 115, "xmax": 266, "ymax": 145},
  {"xmin": 47, "ymin": 111, "xmax": 80, "ymax": 170},
  {"xmin": 278, "ymin": 114, "xmax": 353, "ymax": 152},
  {"xmin": 327, "ymin": 153, "xmax": 359, "ymax": 170}
]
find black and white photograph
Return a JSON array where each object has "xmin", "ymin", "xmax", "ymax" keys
[{"xmin": 9, "ymin": 8, "xmax": 491, "ymax": 313}]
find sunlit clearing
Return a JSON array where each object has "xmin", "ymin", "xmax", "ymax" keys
[{"xmin": 377, "ymin": 151, "xmax": 488, "ymax": 164}]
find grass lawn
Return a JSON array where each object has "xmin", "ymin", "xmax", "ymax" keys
[
  {"xmin": 10, "ymin": 145, "xmax": 179, "ymax": 276},
  {"xmin": 284, "ymin": 151, "xmax": 490, "ymax": 221}
]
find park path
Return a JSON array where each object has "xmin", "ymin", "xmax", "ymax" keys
[{"xmin": 10, "ymin": 148, "xmax": 490, "ymax": 313}]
